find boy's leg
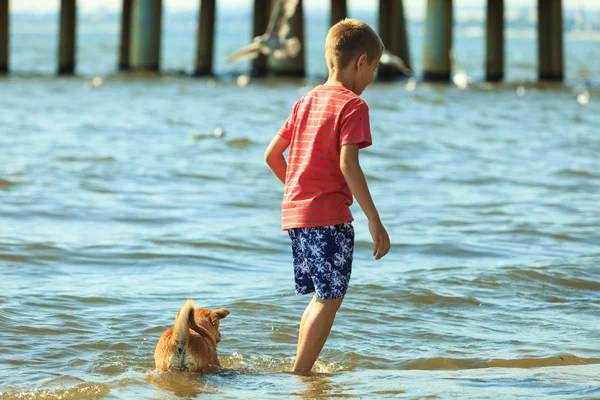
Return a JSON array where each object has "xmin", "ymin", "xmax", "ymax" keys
[
  {"xmin": 293, "ymin": 296, "xmax": 343, "ymax": 374},
  {"xmin": 297, "ymin": 294, "xmax": 317, "ymax": 347},
  {"xmin": 291, "ymin": 222, "xmax": 354, "ymax": 374}
]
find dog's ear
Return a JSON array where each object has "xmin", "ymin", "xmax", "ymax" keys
[{"xmin": 213, "ymin": 308, "xmax": 230, "ymax": 320}]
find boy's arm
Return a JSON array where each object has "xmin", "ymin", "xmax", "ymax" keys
[
  {"xmin": 264, "ymin": 135, "xmax": 290, "ymax": 184},
  {"xmin": 340, "ymin": 144, "xmax": 390, "ymax": 260}
]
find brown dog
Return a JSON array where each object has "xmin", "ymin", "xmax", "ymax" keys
[{"xmin": 154, "ymin": 300, "xmax": 229, "ymax": 372}]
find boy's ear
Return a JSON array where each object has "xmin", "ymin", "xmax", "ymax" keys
[{"xmin": 357, "ymin": 53, "xmax": 369, "ymax": 70}]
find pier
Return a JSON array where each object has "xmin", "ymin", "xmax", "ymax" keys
[
  {"xmin": 423, "ymin": 0, "xmax": 453, "ymax": 81},
  {"xmin": 195, "ymin": 0, "xmax": 216, "ymax": 76},
  {"xmin": 485, "ymin": 0, "xmax": 504, "ymax": 82},
  {"xmin": 0, "ymin": 0, "xmax": 568, "ymax": 82},
  {"xmin": 58, "ymin": 0, "xmax": 77, "ymax": 75},
  {"xmin": 0, "ymin": 0, "xmax": 7, "ymax": 74},
  {"xmin": 378, "ymin": 0, "xmax": 411, "ymax": 80}
]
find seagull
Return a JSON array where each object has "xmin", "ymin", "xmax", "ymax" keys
[
  {"xmin": 450, "ymin": 49, "xmax": 471, "ymax": 90},
  {"xmin": 405, "ymin": 77, "xmax": 417, "ymax": 92},
  {"xmin": 227, "ymin": 0, "xmax": 301, "ymax": 62},
  {"xmin": 575, "ymin": 80, "xmax": 591, "ymax": 105},
  {"xmin": 191, "ymin": 127, "xmax": 225, "ymax": 140},
  {"xmin": 378, "ymin": 50, "xmax": 411, "ymax": 75},
  {"xmin": 577, "ymin": 90, "xmax": 590, "ymax": 105}
]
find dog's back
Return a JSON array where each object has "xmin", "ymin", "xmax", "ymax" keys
[{"xmin": 154, "ymin": 300, "xmax": 226, "ymax": 373}]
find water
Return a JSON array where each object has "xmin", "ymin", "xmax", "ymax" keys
[{"xmin": 1, "ymin": 7, "xmax": 600, "ymax": 400}]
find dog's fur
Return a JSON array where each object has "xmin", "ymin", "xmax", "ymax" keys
[{"xmin": 154, "ymin": 300, "xmax": 229, "ymax": 372}]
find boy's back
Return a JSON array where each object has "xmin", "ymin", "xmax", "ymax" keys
[{"xmin": 278, "ymin": 85, "xmax": 372, "ymax": 230}]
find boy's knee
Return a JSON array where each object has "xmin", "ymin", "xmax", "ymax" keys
[{"xmin": 315, "ymin": 297, "xmax": 344, "ymax": 312}]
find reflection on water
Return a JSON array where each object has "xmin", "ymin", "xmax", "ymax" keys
[
  {"xmin": 294, "ymin": 373, "xmax": 355, "ymax": 399},
  {"xmin": 147, "ymin": 371, "xmax": 217, "ymax": 398}
]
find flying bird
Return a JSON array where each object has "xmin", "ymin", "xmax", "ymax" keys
[
  {"xmin": 575, "ymin": 80, "xmax": 591, "ymax": 105},
  {"xmin": 450, "ymin": 49, "xmax": 471, "ymax": 90},
  {"xmin": 227, "ymin": 0, "xmax": 301, "ymax": 62},
  {"xmin": 379, "ymin": 50, "xmax": 411, "ymax": 75},
  {"xmin": 577, "ymin": 89, "xmax": 590, "ymax": 105}
]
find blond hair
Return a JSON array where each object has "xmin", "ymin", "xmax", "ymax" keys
[{"xmin": 325, "ymin": 18, "xmax": 384, "ymax": 70}]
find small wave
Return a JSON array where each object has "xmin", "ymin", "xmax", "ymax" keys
[
  {"xmin": 227, "ymin": 138, "xmax": 255, "ymax": 148},
  {"xmin": 555, "ymin": 168, "xmax": 599, "ymax": 179},
  {"xmin": 112, "ymin": 216, "xmax": 182, "ymax": 225},
  {"xmin": 410, "ymin": 92, "xmax": 447, "ymax": 106},
  {"xmin": 22, "ymin": 243, "xmax": 63, "ymax": 251},
  {"xmin": 384, "ymin": 162, "xmax": 418, "ymax": 172},
  {"xmin": 218, "ymin": 352, "xmax": 346, "ymax": 374},
  {"xmin": 57, "ymin": 156, "xmax": 115, "ymax": 163},
  {"xmin": 502, "ymin": 267, "xmax": 600, "ymax": 291},
  {"xmin": 214, "ymin": 352, "xmax": 600, "ymax": 374},
  {"xmin": 0, "ymin": 382, "xmax": 110, "ymax": 400},
  {"xmin": 369, "ymin": 102, "xmax": 398, "ymax": 111},
  {"xmin": 487, "ymin": 354, "xmax": 599, "ymax": 368},
  {"xmin": 219, "ymin": 352, "xmax": 294, "ymax": 373},
  {"xmin": 0, "ymin": 179, "xmax": 21, "ymax": 187},
  {"xmin": 225, "ymin": 300, "xmax": 287, "ymax": 313},
  {"xmin": 0, "ymin": 241, "xmax": 66, "ymax": 263},
  {"xmin": 437, "ymin": 219, "xmax": 471, "ymax": 227},
  {"xmin": 401, "ymin": 354, "xmax": 600, "ymax": 370},
  {"xmin": 223, "ymin": 201, "xmax": 261, "ymax": 209},
  {"xmin": 403, "ymin": 289, "xmax": 481, "ymax": 307},
  {"xmin": 420, "ymin": 243, "xmax": 504, "ymax": 258},
  {"xmin": 0, "ymin": 253, "xmax": 30, "ymax": 262},
  {"xmin": 33, "ymin": 295, "xmax": 125, "ymax": 306},
  {"xmin": 149, "ymin": 239, "xmax": 278, "ymax": 254},
  {"xmin": 166, "ymin": 117, "xmax": 196, "ymax": 128},
  {"xmin": 500, "ymin": 228, "xmax": 578, "ymax": 242},
  {"xmin": 80, "ymin": 182, "xmax": 116, "ymax": 194},
  {"xmin": 442, "ymin": 177, "xmax": 503, "ymax": 186},
  {"xmin": 174, "ymin": 171, "xmax": 223, "ymax": 181},
  {"xmin": 373, "ymin": 390, "xmax": 406, "ymax": 395},
  {"xmin": 476, "ymin": 210, "xmax": 509, "ymax": 216},
  {"xmin": 473, "ymin": 121, "xmax": 493, "ymax": 130}
]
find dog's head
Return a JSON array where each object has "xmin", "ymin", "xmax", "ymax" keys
[{"xmin": 193, "ymin": 307, "xmax": 229, "ymax": 343}]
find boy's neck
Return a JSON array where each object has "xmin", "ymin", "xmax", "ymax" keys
[{"xmin": 324, "ymin": 69, "xmax": 357, "ymax": 94}]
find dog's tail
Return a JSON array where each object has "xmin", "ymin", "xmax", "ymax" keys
[{"xmin": 172, "ymin": 300, "xmax": 194, "ymax": 349}]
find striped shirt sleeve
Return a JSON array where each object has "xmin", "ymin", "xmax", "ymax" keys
[
  {"xmin": 339, "ymin": 98, "xmax": 372, "ymax": 149},
  {"xmin": 277, "ymin": 101, "xmax": 299, "ymax": 142}
]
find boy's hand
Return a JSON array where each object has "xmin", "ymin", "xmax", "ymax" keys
[{"xmin": 368, "ymin": 218, "xmax": 390, "ymax": 260}]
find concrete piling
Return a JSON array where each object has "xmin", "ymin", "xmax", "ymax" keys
[
  {"xmin": 119, "ymin": 0, "xmax": 132, "ymax": 71},
  {"xmin": 423, "ymin": 0, "xmax": 453, "ymax": 82},
  {"xmin": 130, "ymin": 0, "xmax": 162, "ymax": 72},
  {"xmin": 538, "ymin": 0, "xmax": 563, "ymax": 81},
  {"xmin": 378, "ymin": 0, "xmax": 411, "ymax": 80},
  {"xmin": 2, "ymin": 0, "xmax": 568, "ymax": 82},
  {"xmin": 58, "ymin": 0, "xmax": 76, "ymax": 75},
  {"xmin": 268, "ymin": 0, "xmax": 305, "ymax": 77},
  {"xmin": 330, "ymin": 0, "xmax": 347, "ymax": 27},
  {"xmin": 0, "ymin": 0, "xmax": 8, "ymax": 74},
  {"xmin": 195, "ymin": 0, "xmax": 216, "ymax": 76},
  {"xmin": 252, "ymin": 0, "xmax": 271, "ymax": 76},
  {"xmin": 485, "ymin": 0, "xmax": 504, "ymax": 81}
]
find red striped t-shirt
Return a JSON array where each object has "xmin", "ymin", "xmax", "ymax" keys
[{"xmin": 277, "ymin": 85, "xmax": 372, "ymax": 230}]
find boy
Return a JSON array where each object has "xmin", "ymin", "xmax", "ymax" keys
[{"xmin": 264, "ymin": 18, "xmax": 390, "ymax": 374}]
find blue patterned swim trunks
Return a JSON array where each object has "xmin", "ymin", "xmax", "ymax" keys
[{"xmin": 288, "ymin": 223, "xmax": 355, "ymax": 300}]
